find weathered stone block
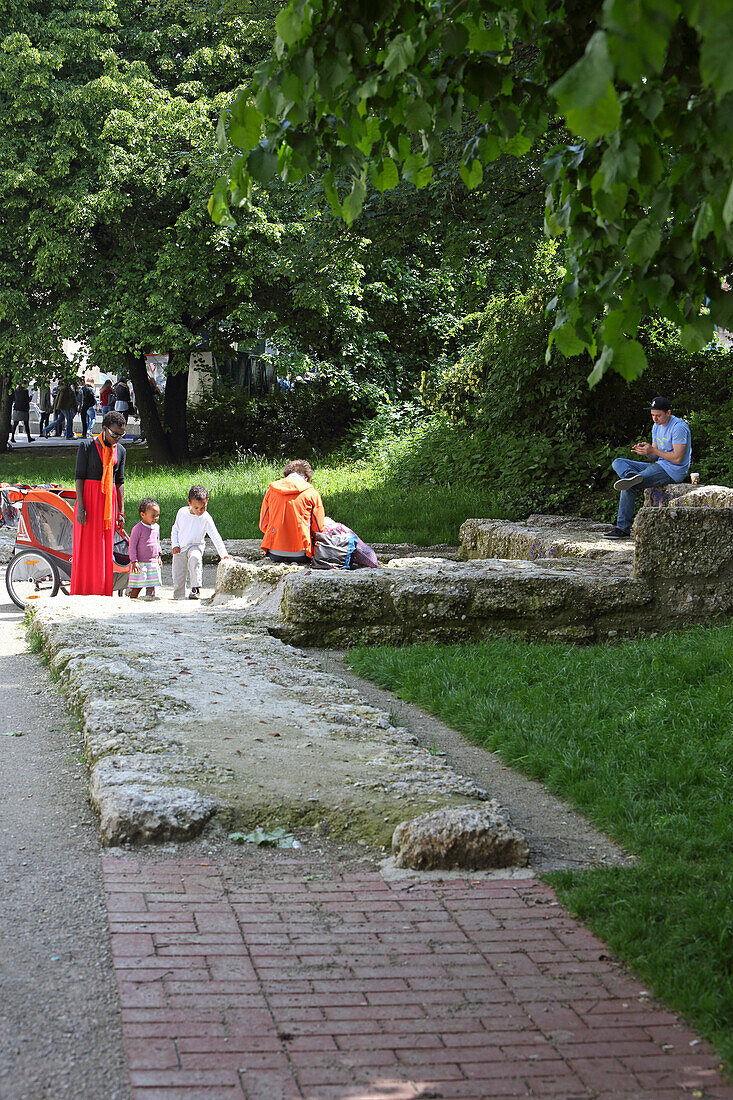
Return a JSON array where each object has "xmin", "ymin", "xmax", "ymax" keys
[
  {"xmin": 89, "ymin": 755, "xmax": 217, "ymax": 845},
  {"xmin": 668, "ymin": 485, "xmax": 733, "ymax": 509},
  {"xmin": 459, "ymin": 515, "xmax": 633, "ymax": 563},
  {"xmin": 633, "ymin": 507, "xmax": 733, "ymax": 579},
  {"xmin": 392, "ymin": 803, "xmax": 530, "ymax": 870},
  {"xmin": 641, "ymin": 483, "xmax": 697, "ymax": 509}
]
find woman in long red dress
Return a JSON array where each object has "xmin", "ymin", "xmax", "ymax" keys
[{"xmin": 70, "ymin": 411, "xmax": 127, "ymax": 596}]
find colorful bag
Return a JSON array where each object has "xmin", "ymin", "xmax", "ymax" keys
[{"xmin": 312, "ymin": 519, "xmax": 378, "ymax": 570}]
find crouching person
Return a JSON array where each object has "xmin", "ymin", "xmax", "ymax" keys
[{"xmin": 259, "ymin": 460, "xmax": 325, "ymax": 564}]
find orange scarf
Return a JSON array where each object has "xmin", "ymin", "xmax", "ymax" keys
[{"xmin": 96, "ymin": 438, "xmax": 116, "ymax": 530}]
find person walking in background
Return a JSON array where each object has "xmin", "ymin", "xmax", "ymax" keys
[
  {"xmin": 128, "ymin": 498, "xmax": 162, "ymax": 601},
  {"xmin": 114, "ymin": 378, "xmax": 131, "ymax": 424},
  {"xmin": 171, "ymin": 486, "xmax": 231, "ymax": 600},
  {"xmin": 100, "ymin": 378, "xmax": 115, "ymax": 417},
  {"xmin": 604, "ymin": 396, "xmax": 692, "ymax": 540},
  {"xmin": 70, "ymin": 411, "xmax": 126, "ymax": 595},
  {"xmin": 259, "ymin": 460, "xmax": 325, "ymax": 564},
  {"xmin": 38, "ymin": 385, "xmax": 52, "ymax": 437},
  {"xmin": 10, "ymin": 384, "xmax": 34, "ymax": 443},
  {"xmin": 79, "ymin": 378, "xmax": 97, "ymax": 438},
  {"xmin": 44, "ymin": 379, "xmax": 78, "ymax": 439}
]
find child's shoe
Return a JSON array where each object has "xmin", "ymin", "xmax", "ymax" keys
[{"xmin": 188, "ymin": 587, "xmax": 200, "ymax": 600}]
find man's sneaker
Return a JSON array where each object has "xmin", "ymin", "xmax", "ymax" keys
[
  {"xmin": 188, "ymin": 587, "xmax": 200, "ymax": 600},
  {"xmin": 603, "ymin": 526, "xmax": 631, "ymax": 540},
  {"xmin": 613, "ymin": 473, "xmax": 644, "ymax": 491}
]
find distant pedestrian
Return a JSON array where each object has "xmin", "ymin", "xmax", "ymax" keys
[
  {"xmin": 79, "ymin": 379, "xmax": 97, "ymax": 438},
  {"xmin": 128, "ymin": 498, "xmax": 162, "ymax": 601},
  {"xmin": 38, "ymin": 385, "xmax": 52, "ymax": 436},
  {"xmin": 44, "ymin": 379, "xmax": 78, "ymax": 439},
  {"xmin": 10, "ymin": 385, "xmax": 34, "ymax": 444},
  {"xmin": 99, "ymin": 378, "xmax": 115, "ymax": 417},
  {"xmin": 114, "ymin": 378, "xmax": 131, "ymax": 424},
  {"xmin": 171, "ymin": 486, "xmax": 231, "ymax": 600}
]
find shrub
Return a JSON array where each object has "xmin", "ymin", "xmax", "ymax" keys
[{"xmin": 188, "ymin": 366, "xmax": 383, "ymax": 458}]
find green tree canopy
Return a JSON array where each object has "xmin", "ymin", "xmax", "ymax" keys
[{"xmin": 214, "ymin": 0, "xmax": 733, "ymax": 385}]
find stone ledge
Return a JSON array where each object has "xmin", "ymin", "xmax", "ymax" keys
[{"xmin": 459, "ymin": 515, "xmax": 634, "ymax": 564}]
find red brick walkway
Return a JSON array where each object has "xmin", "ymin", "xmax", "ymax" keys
[{"xmin": 103, "ymin": 855, "xmax": 732, "ymax": 1100}]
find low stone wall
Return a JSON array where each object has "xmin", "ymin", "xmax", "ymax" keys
[
  {"xmin": 459, "ymin": 515, "xmax": 633, "ymax": 564},
  {"xmin": 269, "ymin": 556, "xmax": 652, "ymax": 646},
  {"xmin": 209, "ymin": 500, "xmax": 733, "ymax": 646}
]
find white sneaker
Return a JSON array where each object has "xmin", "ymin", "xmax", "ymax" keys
[{"xmin": 613, "ymin": 473, "xmax": 644, "ymax": 491}]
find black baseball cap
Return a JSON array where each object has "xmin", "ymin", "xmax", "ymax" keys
[{"xmin": 650, "ymin": 396, "xmax": 672, "ymax": 410}]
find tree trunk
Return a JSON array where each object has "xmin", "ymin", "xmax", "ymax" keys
[
  {"xmin": 125, "ymin": 353, "xmax": 178, "ymax": 466},
  {"xmin": 0, "ymin": 374, "xmax": 12, "ymax": 454},
  {"xmin": 163, "ymin": 355, "xmax": 190, "ymax": 464}
]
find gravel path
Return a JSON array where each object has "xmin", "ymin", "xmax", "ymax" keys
[{"xmin": 0, "ymin": 597, "xmax": 129, "ymax": 1100}]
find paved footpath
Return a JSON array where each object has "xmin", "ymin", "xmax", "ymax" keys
[
  {"xmin": 105, "ymin": 854, "xmax": 733, "ymax": 1100},
  {"xmin": 3, "ymin": 592, "xmax": 733, "ymax": 1099}
]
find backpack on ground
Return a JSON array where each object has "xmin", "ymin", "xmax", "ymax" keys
[{"xmin": 312, "ymin": 520, "xmax": 378, "ymax": 570}]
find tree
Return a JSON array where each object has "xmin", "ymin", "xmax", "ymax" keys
[
  {"xmin": 214, "ymin": 0, "xmax": 733, "ymax": 386},
  {"xmin": 0, "ymin": 0, "xmax": 287, "ymax": 463}
]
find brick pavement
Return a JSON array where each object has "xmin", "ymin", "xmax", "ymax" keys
[{"xmin": 103, "ymin": 855, "xmax": 733, "ymax": 1100}]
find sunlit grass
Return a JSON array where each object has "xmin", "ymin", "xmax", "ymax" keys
[
  {"xmin": 348, "ymin": 628, "xmax": 733, "ymax": 1068},
  {"xmin": 0, "ymin": 450, "xmax": 503, "ymax": 544}
]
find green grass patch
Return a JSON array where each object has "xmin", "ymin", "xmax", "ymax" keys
[
  {"xmin": 1, "ymin": 450, "xmax": 503, "ymax": 544},
  {"xmin": 348, "ymin": 629, "xmax": 733, "ymax": 1067}
]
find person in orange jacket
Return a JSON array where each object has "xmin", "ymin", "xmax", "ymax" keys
[{"xmin": 259, "ymin": 460, "xmax": 325, "ymax": 564}]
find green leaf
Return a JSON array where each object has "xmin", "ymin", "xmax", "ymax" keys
[
  {"xmin": 680, "ymin": 316, "xmax": 714, "ymax": 352},
  {"xmin": 612, "ymin": 337, "xmax": 647, "ymax": 380},
  {"xmin": 459, "ymin": 158, "xmax": 483, "ymax": 189},
  {"xmin": 229, "ymin": 98, "xmax": 264, "ymax": 153},
  {"xmin": 321, "ymin": 169, "xmax": 342, "ymax": 216},
  {"xmin": 275, "ymin": 3, "xmax": 309, "ymax": 49},
  {"xmin": 599, "ymin": 141, "xmax": 640, "ymax": 187},
  {"xmin": 699, "ymin": 14, "xmax": 733, "ymax": 100},
  {"xmin": 626, "ymin": 219, "xmax": 661, "ymax": 263},
  {"xmin": 722, "ymin": 178, "xmax": 733, "ymax": 228},
  {"xmin": 402, "ymin": 153, "xmax": 433, "ymax": 188},
  {"xmin": 603, "ymin": 0, "xmax": 677, "ymax": 83},
  {"xmin": 444, "ymin": 22, "xmax": 469, "ymax": 55},
  {"xmin": 369, "ymin": 157, "xmax": 399, "ymax": 192},
  {"xmin": 692, "ymin": 199, "xmax": 715, "ymax": 245},
  {"xmin": 383, "ymin": 32, "xmax": 416, "ymax": 77},
  {"xmin": 215, "ymin": 109, "xmax": 228, "ymax": 154},
  {"xmin": 342, "ymin": 175, "xmax": 367, "ymax": 224},
  {"xmin": 247, "ymin": 144, "xmax": 278, "ymax": 183},
  {"xmin": 551, "ymin": 32, "xmax": 622, "ymax": 141},
  {"xmin": 553, "ymin": 321, "xmax": 588, "ymax": 357},
  {"xmin": 207, "ymin": 178, "xmax": 236, "ymax": 228},
  {"xmin": 588, "ymin": 344, "xmax": 614, "ymax": 387}
]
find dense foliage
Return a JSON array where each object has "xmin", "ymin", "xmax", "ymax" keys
[{"xmin": 216, "ymin": 0, "xmax": 733, "ymax": 386}]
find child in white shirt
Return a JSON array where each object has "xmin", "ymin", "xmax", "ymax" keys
[{"xmin": 171, "ymin": 485, "xmax": 231, "ymax": 600}]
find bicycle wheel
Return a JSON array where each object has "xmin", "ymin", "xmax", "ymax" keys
[{"xmin": 6, "ymin": 549, "xmax": 60, "ymax": 609}]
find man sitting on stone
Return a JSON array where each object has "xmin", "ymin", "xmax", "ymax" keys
[{"xmin": 604, "ymin": 396, "xmax": 692, "ymax": 540}]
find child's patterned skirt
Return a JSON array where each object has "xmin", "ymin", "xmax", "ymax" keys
[{"xmin": 129, "ymin": 561, "xmax": 162, "ymax": 590}]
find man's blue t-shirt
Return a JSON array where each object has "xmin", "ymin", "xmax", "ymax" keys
[{"xmin": 653, "ymin": 414, "xmax": 691, "ymax": 481}]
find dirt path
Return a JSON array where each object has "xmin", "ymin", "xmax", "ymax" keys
[{"xmin": 0, "ymin": 599, "xmax": 129, "ymax": 1100}]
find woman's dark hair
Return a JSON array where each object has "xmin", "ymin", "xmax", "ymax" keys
[
  {"xmin": 188, "ymin": 485, "xmax": 209, "ymax": 502},
  {"xmin": 139, "ymin": 498, "xmax": 158, "ymax": 516},
  {"xmin": 282, "ymin": 460, "xmax": 313, "ymax": 482},
  {"xmin": 103, "ymin": 410, "xmax": 126, "ymax": 430}
]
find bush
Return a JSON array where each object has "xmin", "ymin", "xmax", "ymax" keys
[{"xmin": 188, "ymin": 365, "xmax": 383, "ymax": 458}]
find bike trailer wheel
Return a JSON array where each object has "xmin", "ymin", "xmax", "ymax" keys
[{"xmin": 6, "ymin": 549, "xmax": 60, "ymax": 609}]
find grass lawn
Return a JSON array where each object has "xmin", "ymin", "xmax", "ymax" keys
[
  {"xmin": 348, "ymin": 629, "xmax": 733, "ymax": 1068},
  {"xmin": 0, "ymin": 448, "xmax": 503, "ymax": 545}
]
